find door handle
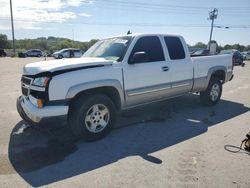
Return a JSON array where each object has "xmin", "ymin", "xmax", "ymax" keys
[{"xmin": 162, "ymin": 66, "xmax": 169, "ymax": 72}]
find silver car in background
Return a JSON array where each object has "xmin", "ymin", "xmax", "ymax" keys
[
  {"xmin": 242, "ymin": 51, "xmax": 250, "ymax": 60},
  {"xmin": 52, "ymin": 48, "xmax": 84, "ymax": 59}
]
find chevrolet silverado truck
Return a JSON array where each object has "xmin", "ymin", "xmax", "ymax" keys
[{"xmin": 17, "ymin": 33, "xmax": 233, "ymax": 141}]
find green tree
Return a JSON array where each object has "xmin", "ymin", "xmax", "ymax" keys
[
  {"xmin": 193, "ymin": 42, "xmax": 207, "ymax": 49},
  {"xmin": 0, "ymin": 33, "xmax": 11, "ymax": 49},
  {"xmin": 245, "ymin": 45, "xmax": 250, "ymax": 51}
]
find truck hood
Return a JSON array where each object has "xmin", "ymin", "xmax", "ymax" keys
[{"xmin": 23, "ymin": 57, "xmax": 113, "ymax": 75}]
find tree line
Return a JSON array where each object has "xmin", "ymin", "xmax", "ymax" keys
[
  {"xmin": 1, "ymin": 33, "xmax": 250, "ymax": 53},
  {"xmin": 190, "ymin": 41, "xmax": 250, "ymax": 52},
  {"xmin": 0, "ymin": 33, "xmax": 98, "ymax": 53}
]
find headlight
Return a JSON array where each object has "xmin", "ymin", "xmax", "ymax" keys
[{"xmin": 32, "ymin": 77, "xmax": 50, "ymax": 87}]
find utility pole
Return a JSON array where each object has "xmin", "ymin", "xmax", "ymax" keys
[
  {"xmin": 208, "ymin": 8, "xmax": 218, "ymax": 51},
  {"xmin": 10, "ymin": 0, "xmax": 15, "ymax": 54}
]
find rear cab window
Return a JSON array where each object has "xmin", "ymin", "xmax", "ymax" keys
[{"xmin": 164, "ymin": 36, "xmax": 186, "ymax": 60}]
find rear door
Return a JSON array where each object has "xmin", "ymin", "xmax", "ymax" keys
[
  {"xmin": 163, "ymin": 36, "xmax": 193, "ymax": 95},
  {"xmin": 122, "ymin": 35, "xmax": 172, "ymax": 106}
]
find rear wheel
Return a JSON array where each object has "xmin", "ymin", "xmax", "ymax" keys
[
  {"xmin": 200, "ymin": 77, "xmax": 222, "ymax": 106},
  {"xmin": 68, "ymin": 94, "xmax": 116, "ymax": 141}
]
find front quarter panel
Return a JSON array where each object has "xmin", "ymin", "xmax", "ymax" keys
[{"xmin": 48, "ymin": 64, "xmax": 124, "ymax": 102}]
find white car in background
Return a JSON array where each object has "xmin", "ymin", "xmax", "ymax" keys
[
  {"xmin": 52, "ymin": 48, "xmax": 84, "ymax": 59},
  {"xmin": 242, "ymin": 51, "xmax": 250, "ymax": 60}
]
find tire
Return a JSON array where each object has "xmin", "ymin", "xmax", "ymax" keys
[
  {"xmin": 37, "ymin": 54, "xmax": 41, "ymax": 57},
  {"xmin": 200, "ymin": 77, "xmax": 222, "ymax": 106},
  {"xmin": 58, "ymin": 55, "xmax": 63, "ymax": 59},
  {"xmin": 68, "ymin": 94, "xmax": 117, "ymax": 141}
]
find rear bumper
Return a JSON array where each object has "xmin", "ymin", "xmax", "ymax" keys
[{"xmin": 17, "ymin": 96, "xmax": 68, "ymax": 124}]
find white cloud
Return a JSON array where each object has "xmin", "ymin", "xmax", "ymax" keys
[
  {"xmin": 79, "ymin": 13, "xmax": 92, "ymax": 17},
  {"xmin": 0, "ymin": 0, "xmax": 93, "ymax": 30},
  {"xmin": 66, "ymin": 0, "xmax": 87, "ymax": 7}
]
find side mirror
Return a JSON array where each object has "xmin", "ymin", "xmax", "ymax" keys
[{"xmin": 129, "ymin": 51, "xmax": 149, "ymax": 64}]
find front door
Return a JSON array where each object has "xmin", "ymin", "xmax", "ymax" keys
[{"xmin": 122, "ymin": 35, "xmax": 172, "ymax": 107}]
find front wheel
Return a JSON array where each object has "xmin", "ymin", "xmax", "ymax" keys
[
  {"xmin": 200, "ymin": 77, "xmax": 222, "ymax": 106},
  {"xmin": 68, "ymin": 94, "xmax": 117, "ymax": 141}
]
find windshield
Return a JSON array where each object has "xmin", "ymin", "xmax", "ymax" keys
[
  {"xmin": 56, "ymin": 49, "xmax": 67, "ymax": 53},
  {"xmin": 83, "ymin": 36, "xmax": 132, "ymax": 61}
]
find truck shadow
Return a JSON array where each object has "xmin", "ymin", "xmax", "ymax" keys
[{"xmin": 8, "ymin": 94, "xmax": 249, "ymax": 186}]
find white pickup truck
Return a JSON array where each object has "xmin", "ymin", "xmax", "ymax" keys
[{"xmin": 17, "ymin": 33, "xmax": 233, "ymax": 141}]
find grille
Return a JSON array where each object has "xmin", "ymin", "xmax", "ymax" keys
[
  {"xmin": 21, "ymin": 76, "xmax": 33, "ymax": 96},
  {"xmin": 22, "ymin": 87, "xmax": 28, "ymax": 96},
  {"xmin": 21, "ymin": 76, "xmax": 32, "ymax": 85}
]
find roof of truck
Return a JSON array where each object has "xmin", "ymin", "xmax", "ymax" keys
[{"xmin": 106, "ymin": 33, "xmax": 182, "ymax": 39}]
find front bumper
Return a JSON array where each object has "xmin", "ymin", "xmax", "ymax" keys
[
  {"xmin": 17, "ymin": 96, "xmax": 69, "ymax": 124},
  {"xmin": 52, "ymin": 54, "xmax": 59, "ymax": 59}
]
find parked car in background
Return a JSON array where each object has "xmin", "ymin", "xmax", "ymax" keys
[
  {"xmin": 241, "ymin": 52, "xmax": 247, "ymax": 60},
  {"xmin": 242, "ymin": 51, "xmax": 250, "ymax": 60},
  {"xmin": 0, "ymin": 49, "xmax": 7, "ymax": 57},
  {"xmin": 191, "ymin": 49, "xmax": 210, "ymax": 57},
  {"xmin": 188, "ymin": 47, "xmax": 203, "ymax": 55},
  {"xmin": 52, "ymin": 48, "xmax": 84, "ymax": 59},
  {"xmin": 18, "ymin": 49, "xmax": 43, "ymax": 58},
  {"xmin": 43, "ymin": 51, "xmax": 54, "ymax": 57},
  {"xmin": 220, "ymin": 49, "xmax": 244, "ymax": 66}
]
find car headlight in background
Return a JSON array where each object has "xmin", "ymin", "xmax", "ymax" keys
[{"xmin": 32, "ymin": 77, "xmax": 50, "ymax": 87}]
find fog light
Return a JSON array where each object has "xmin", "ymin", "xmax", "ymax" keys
[{"xmin": 37, "ymin": 99, "xmax": 44, "ymax": 108}]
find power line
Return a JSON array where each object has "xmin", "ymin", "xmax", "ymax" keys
[
  {"xmin": 81, "ymin": 2, "xmax": 250, "ymax": 18},
  {"xmin": 0, "ymin": 17, "xmax": 249, "ymax": 28},
  {"xmin": 94, "ymin": 0, "xmax": 250, "ymax": 11},
  {"xmin": 89, "ymin": 2, "xmax": 250, "ymax": 15}
]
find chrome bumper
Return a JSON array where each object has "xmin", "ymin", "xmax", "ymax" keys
[{"xmin": 17, "ymin": 96, "xmax": 68, "ymax": 124}]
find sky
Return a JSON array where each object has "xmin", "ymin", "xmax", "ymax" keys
[{"xmin": 0, "ymin": 0, "xmax": 249, "ymax": 46}]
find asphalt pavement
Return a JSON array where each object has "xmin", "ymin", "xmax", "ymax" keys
[{"xmin": 0, "ymin": 57, "xmax": 249, "ymax": 188}]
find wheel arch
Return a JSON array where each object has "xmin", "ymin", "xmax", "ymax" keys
[
  {"xmin": 205, "ymin": 66, "xmax": 226, "ymax": 88},
  {"xmin": 66, "ymin": 79, "xmax": 125, "ymax": 111}
]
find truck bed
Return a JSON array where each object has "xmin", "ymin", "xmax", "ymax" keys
[{"xmin": 191, "ymin": 54, "xmax": 232, "ymax": 92}]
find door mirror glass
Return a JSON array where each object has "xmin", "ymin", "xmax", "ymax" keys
[{"xmin": 129, "ymin": 51, "xmax": 149, "ymax": 64}]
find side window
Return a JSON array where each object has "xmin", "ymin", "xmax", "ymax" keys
[
  {"xmin": 164, "ymin": 37, "xmax": 186, "ymax": 60},
  {"xmin": 74, "ymin": 50, "xmax": 82, "ymax": 57},
  {"xmin": 63, "ymin": 50, "xmax": 70, "ymax": 57},
  {"xmin": 129, "ymin": 36, "xmax": 165, "ymax": 63}
]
